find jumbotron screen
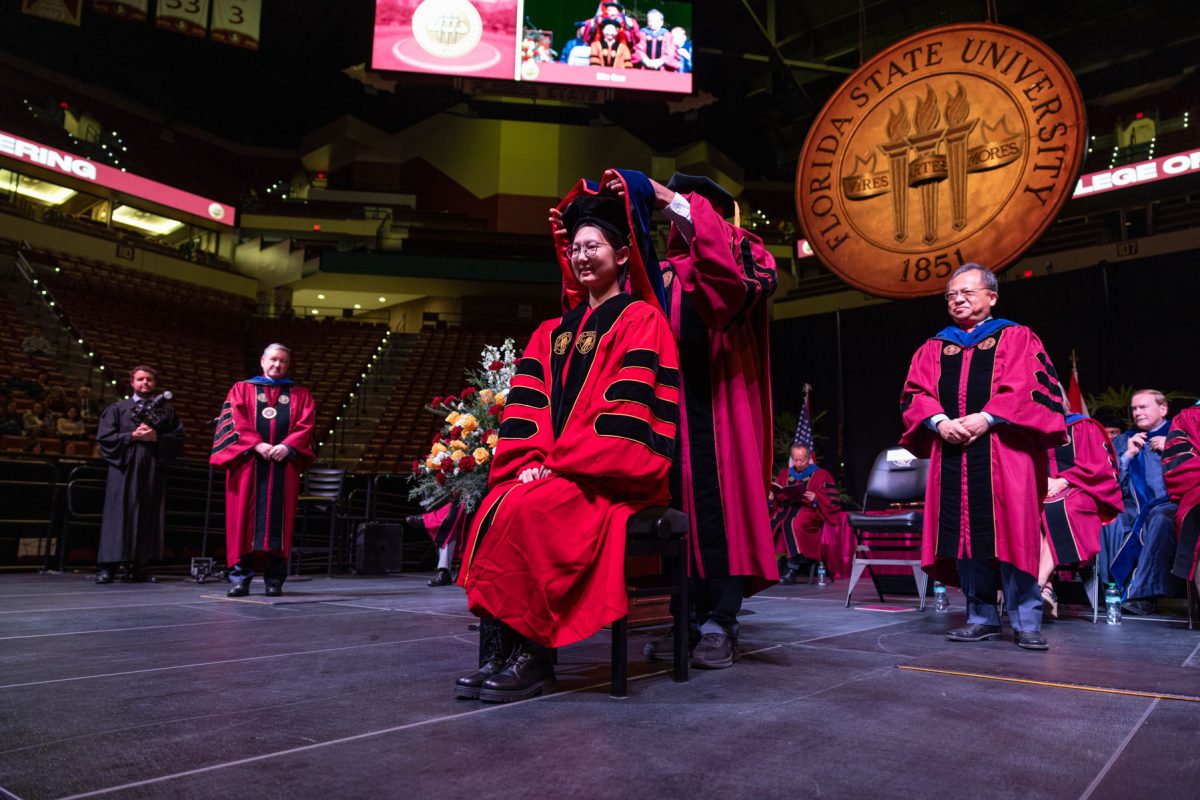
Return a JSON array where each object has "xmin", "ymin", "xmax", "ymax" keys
[{"xmin": 371, "ymin": 1, "xmax": 694, "ymax": 94}]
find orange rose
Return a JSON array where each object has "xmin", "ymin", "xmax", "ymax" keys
[
  {"xmin": 424, "ymin": 457, "xmax": 438, "ymax": 469},
  {"xmin": 487, "ymin": 433, "xmax": 499, "ymax": 448},
  {"xmin": 473, "ymin": 447, "xmax": 490, "ymax": 465},
  {"xmin": 450, "ymin": 439, "xmax": 468, "ymax": 450},
  {"xmin": 479, "ymin": 389, "xmax": 495, "ymax": 404},
  {"xmin": 458, "ymin": 414, "xmax": 479, "ymax": 433},
  {"xmin": 494, "ymin": 392, "xmax": 507, "ymax": 407},
  {"xmin": 446, "ymin": 411, "xmax": 461, "ymax": 425},
  {"xmin": 450, "ymin": 450, "xmax": 465, "ymax": 462},
  {"xmin": 431, "ymin": 442, "xmax": 448, "ymax": 455}
]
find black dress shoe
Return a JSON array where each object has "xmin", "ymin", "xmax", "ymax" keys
[
  {"xmin": 644, "ymin": 627, "xmax": 700, "ymax": 661},
  {"xmin": 427, "ymin": 568, "xmax": 453, "ymax": 587},
  {"xmin": 946, "ymin": 623, "xmax": 1003, "ymax": 642},
  {"xmin": 1121, "ymin": 599, "xmax": 1157, "ymax": 616},
  {"xmin": 226, "ymin": 577, "xmax": 252, "ymax": 597},
  {"xmin": 779, "ymin": 568, "xmax": 800, "ymax": 585},
  {"xmin": 264, "ymin": 582, "xmax": 283, "ymax": 597},
  {"xmin": 479, "ymin": 641, "xmax": 556, "ymax": 702},
  {"xmin": 690, "ymin": 633, "xmax": 739, "ymax": 669},
  {"xmin": 95, "ymin": 568, "xmax": 113, "ymax": 585},
  {"xmin": 1015, "ymin": 630, "xmax": 1049, "ymax": 650}
]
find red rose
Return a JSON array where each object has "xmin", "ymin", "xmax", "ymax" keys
[
  {"xmin": 444, "ymin": 394, "xmax": 458, "ymax": 405},
  {"xmin": 488, "ymin": 404, "xmax": 501, "ymax": 416},
  {"xmin": 484, "ymin": 428, "xmax": 497, "ymax": 440},
  {"xmin": 411, "ymin": 459, "xmax": 420, "ymax": 474},
  {"xmin": 441, "ymin": 459, "xmax": 454, "ymax": 472},
  {"xmin": 449, "ymin": 426, "xmax": 462, "ymax": 439},
  {"xmin": 461, "ymin": 387, "xmax": 477, "ymax": 397},
  {"xmin": 459, "ymin": 457, "xmax": 475, "ymax": 473},
  {"xmin": 488, "ymin": 360, "xmax": 503, "ymax": 371},
  {"xmin": 431, "ymin": 396, "xmax": 443, "ymax": 406},
  {"xmin": 435, "ymin": 472, "xmax": 445, "ymax": 484},
  {"xmin": 432, "ymin": 433, "xmax": 442, "ymax": 445}
]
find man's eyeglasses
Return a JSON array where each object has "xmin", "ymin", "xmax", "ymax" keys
[
  {"xmin": 569, "ymin": 242, "xmax": 609, "ymax": 259},
  {"xmin": 945, "ymin": 288, "xmax": 989, "ymax": 301}
]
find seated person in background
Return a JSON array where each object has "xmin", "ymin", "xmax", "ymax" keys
[
  {"xmin": 1163, "ymin": 401, "xmax": 1200, "ymax": 594},
  {"xmin": 3, "ymin": 368, "xmax": 43, "ymax": 400},
  {"xmin": 22, "ymin": 402, "xmax": 52, "ymax": 438},
  {"xmin": 76, "ymin": 386, "xmax": 97, "ymax": 421},
  {"xmin": 57, "ymin": 405, "xmax": 87, "ymax": 441},
  {"xmin": 590, "ymin": 20, "xmax": 631, "ymax": 69},
  {"xmin": 559, "ymin": 22, "xmax": 589, "ymax": 64},
  {"xmin": 455, "ymin": 193, "xmax": 679, "ymax": 702},
  {"xmin": 671, "ymin": 27, "xmax": 692, "ymax": 73},
  {"xmin": 1108, "ymin": 390, "xmax": 1182, "ymax": 614},
  {"xmin": 0, "ymin": 400, "xmax": 23, "ymax": 436},
  {"xmin": 771, "ymin": 443, "xmax": 840, "ymax": 584},
  {"xmin": 21, "ymin": 333, "xmax": 53, "ymax": 356},
  {"xmin": 44, "ymin": 386, "xmax": 68, "ymax": 416},
  {"xmin": 1095, "ymin": 412, "xmax": 1124, "ymax": 441},
  {"xmin": 1038, "ymin": 414, "xmax": 1123, "ymax": 617},
  {"xmin": 636, "ymin": 9, "xmax": 678, "ymax": 70}
]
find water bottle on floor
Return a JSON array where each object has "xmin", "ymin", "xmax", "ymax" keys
[
  {"xmin": 933, "ymin": 581, "xmax": 949, "ymax": 612},
  {"xmin": 1105, "ymin": 583, "xmax": 1122, "ymax": 625},
  {"xmin": 817, "ymin": 562, "xmax": 827, "ymax": 586}
]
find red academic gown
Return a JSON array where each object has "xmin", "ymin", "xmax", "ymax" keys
[
  {"xmin": 771, "ymin": 466, "xmax": 840, "ymax": 560},
  {"xmin": 1041, "ymin": 416, "xmax": 1122, "ymax": 566},
  {"xmin": 459, "ymin": 294, "xmax": 680, "ymax": 648},
  {"xmin": 663, "ymin": 193, "xmax": 779, "ymax": 591},
  {"xmin": 900, "ymin": 322, "xmax": 1068, "ymax": 580},
  {"xmin": 1163, "ymin": 405, "xmax": 1200, "ymax": 581},
  {"xmin": 210, "ymin": 380, "xmax": 316, "ymax": 566}
]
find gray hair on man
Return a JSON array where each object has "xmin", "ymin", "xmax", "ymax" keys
[
  {"xmin": 949, "ymin": 263, "xmax": 998, "ymax": 292},
  {"xmin": 262, "ymin": 343, "xmax": 291, "ymax": 358}
]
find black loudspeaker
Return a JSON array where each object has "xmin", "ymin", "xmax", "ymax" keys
[{"xmin": 355, "ymin": 523, "xmax": 406, "ymax": 574}]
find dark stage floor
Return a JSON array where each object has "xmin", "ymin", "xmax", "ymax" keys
[{"xmin": 1, "ymin": 573, "xmax": 1198, "ymax": 800}]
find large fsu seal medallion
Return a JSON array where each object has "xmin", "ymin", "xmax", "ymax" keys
[{"xmin": 795, "ymin": 23, "xmax": 1086, "ymax": 299}]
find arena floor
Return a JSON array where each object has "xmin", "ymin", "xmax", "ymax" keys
[{"xmin": 1, "ymin": 573, "xmax": 1197, "ymax": 800}]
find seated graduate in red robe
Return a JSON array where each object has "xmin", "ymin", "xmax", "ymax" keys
[
  {"xmin": 771, "ymin": 443, "xmax": 840, "ymax": 584},
  {"xmin": 210, "ymin": 344, "xmax": 316, "ymax": 598},
  {"xmin": 1037, "ymin": 414, "xmax": 1122, "ymax": 617},
  {"xmin": 455, "ymin": 194, "xmax": 680, "ymax": 703},
  {"xmin": 1164, "ymin": 402, "xmax": 1200, "ymax": 593}
]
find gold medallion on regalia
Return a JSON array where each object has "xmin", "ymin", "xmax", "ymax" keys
[{"xmin": 795, "ymin": 23, "xmax": 1086, "ymax": 299}]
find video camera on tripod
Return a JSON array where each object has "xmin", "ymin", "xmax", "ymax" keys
[{"xmin": 131, "ymin": 391, "xmax": 175, "ymax": 430}]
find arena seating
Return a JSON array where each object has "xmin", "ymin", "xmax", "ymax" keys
[{"xmin": 357, "ymin": 323, "xmax": 534, "ymax": 473}]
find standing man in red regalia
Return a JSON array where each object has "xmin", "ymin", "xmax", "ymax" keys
[
  {"xmin": 901, "ymin": 265, "xmax": 1067, "ymax": 650},
  {"xmin": 772, "ymin": 443, "xmax": 840, "ymax": 584},
  {"xmin": 1163, "ymin": 402, "xmax": 1200, "ymax": 594},
  {"xmin": 1037, "ymin": 414, "xmax": 1123, "ymax": 617},
  {"xmin": 211, "ymin": 344, "xmax": 316, "ymax": 598}
]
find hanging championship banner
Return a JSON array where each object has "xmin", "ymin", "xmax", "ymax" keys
[
  {"xmin": 795, "ymin": 23, "xmax": 1086, "ymax": 299},
  {"xmin": 155, "ymin": 0, "xmax": 210, "ymax": 38},
  {"xmin": 92, "ymin": 0, "xmax": 147, "ymax": 22},
  {"xmin": 211, "ymin": 0, "xmax": 261, "ymax": 50},
  {"xmin": 21, "ymin": 0, "xmax": 83, "ymax": 26}
]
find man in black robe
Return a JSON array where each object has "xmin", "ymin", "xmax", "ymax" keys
[{"xmin": 95, "ymin": 366, "xmax": 184, "ymax": 583}]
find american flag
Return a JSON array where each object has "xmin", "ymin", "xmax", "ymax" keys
[{"xmin": 793, "ymin": 384, "xmax": 814, "ymax": 450}]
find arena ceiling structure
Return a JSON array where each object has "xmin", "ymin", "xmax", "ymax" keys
[{"xmin": 2, "ymin": 1, "xmax": 1198, "ymax": 186}]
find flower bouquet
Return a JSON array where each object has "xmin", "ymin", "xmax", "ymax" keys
[{"xmin": 409, "ymin": 338, "xmax": 519, "ymax": 514}]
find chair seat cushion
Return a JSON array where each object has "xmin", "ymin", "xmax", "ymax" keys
[{"xmin": 847, "ymin": 510, "xmax": 922, "ymax": 533}]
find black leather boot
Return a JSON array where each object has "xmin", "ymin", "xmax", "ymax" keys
[
  {"xmin": 427, "ymin": 568, "xmax": 453, "ymax": 587},
  {"xmin": 227, "ymin": 574, "xmax": 253, "ymax": 597},
  {"xmin": 479, "ymin": 639, "xmax": 556, "ymax": 703},
  {"xmin": 455, "ymin": 618, "xmax": 515, "ymax": 699},
  {"xmin": 264, "ymin": 580, "xmax": 284, "ymax": 597}
]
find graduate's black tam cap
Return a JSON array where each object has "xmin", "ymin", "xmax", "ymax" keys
[
  {"xmin": 666, "ymin": 173, "xmax": 735, "ymax": 217},
  {"xmin": 562, "ymin": 195, "xmax": 630, "ymax": 243}
]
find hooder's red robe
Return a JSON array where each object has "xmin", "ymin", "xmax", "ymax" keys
[
  {"xmin": 1041, "ymin": 415, "xmax": 1122, "ymax": 566},
  {"xmin": 459, "ymin": 295, "xmax": 680, "ymax": 648},
  {"xmin": 210, "ymin": 380, "xmax": 315, "ymax": 566},
  {"xmin": 663, "ymin": 193, "xmax": 779, "ymax": 591},
  {"xmin": 901, "ymin": 322, "xmax": 1068, "ymax": 579},
  {"xmin": 1164, "ymin": 405, "xmax": 1200, "ymax": 581},
  {"xmin": 771, "ymin": 466, "xmax": 840, "ymax": 561}
]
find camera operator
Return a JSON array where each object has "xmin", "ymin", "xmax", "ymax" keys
[{"xmin": 95, "ymin": 366, "xmax": 184, "ymax": 584}]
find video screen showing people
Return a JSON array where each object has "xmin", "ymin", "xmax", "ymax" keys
[
  {"xmin": 519, "ymin": 1, "xmax": 693, "ymax": 92},
  {"xmin": 370, "ymin": 1, "xmax": 693, "ymax": 94}
]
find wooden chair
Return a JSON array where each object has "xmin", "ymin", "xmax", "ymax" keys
[
  {"xmin": 611, "ymin": 506, "xmax": 690, "ymax": 697},
  {"xmin": 844, "ymin": 449, "xmax": 930, "ymax": 610},
  {"xmin": 290, "ymin": 467, "xmax": 347, "ymax": 577}
]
